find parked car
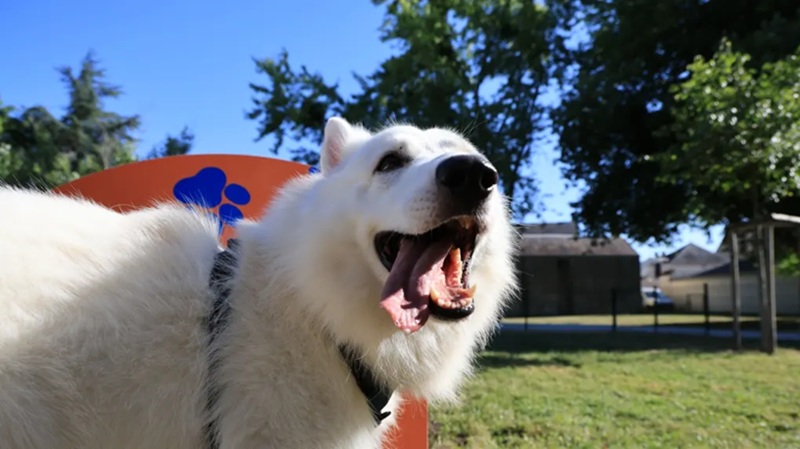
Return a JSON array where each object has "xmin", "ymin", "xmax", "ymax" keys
[{"xmin": 641, "ymin": 287, "xmax": 675, "ymax": 311}]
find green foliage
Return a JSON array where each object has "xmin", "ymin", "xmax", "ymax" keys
[
  {"xmin": 247, "ymin": 50, "xmax": 344, "ymax": 164},
  {"xmin": 777, "ymin": 251, "xmax": 800, "ymax": 276},
  {"xmin": 551, "ymin": 0, "xmax": 800, "ymax": 242},
  {"xmin": 248, "ymin": 0, "xmax": 557, "ymax": 218},
  {"xmin": 1, "ymin": 105, "xmax": 75, "ymax": 188},
  {"xmin": 0, "ymin": 51, "xmax": 191, "ymax": 190},
  {"xmin": 664, "ymin": 40, "xmax": 800, "ymax": 227},
  {"xmin": 0, "ymin": 52, "xmax": 142, "ymax": 189},
  {"xmin": 59, "ymin": 51, "xmax": 141, "ymax": 171},
  {"xmin": 147, "ymin": 126, "xmax": 194, "ymax": 159},
  {"xmin": 0, "ymin": 100, "xmax": 8, "ymax": 133},
  {"xmin": 0, "ymin": 101, "xmax": 16, "ymax": 181}
]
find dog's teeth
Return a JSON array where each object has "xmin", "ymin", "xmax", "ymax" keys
[
  {"xmin": 447, "ymin": 249, "xmax": 463, "ymax": 285},
  {"xmin": 467, "ymin": 284, "xmax": 477, "ymax": 297},
  {"xmin": 430, "ymin": 288, "xmax": 450, "ymax": 307},
  {"xmin": 450, "ymin": 248, "xmax": 461, "ymax": 264}
]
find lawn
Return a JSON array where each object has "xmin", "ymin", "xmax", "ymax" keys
[
  {"xmin": 503, "ymin": 313, "xmax": 742, "ymax": 326},
  {"xmin": 503, "ymin": 314, "xmax": 800, "ymax": 332},
  {"xmin": 428, "ymin": 330, "xmax": 800, "ymax": 449}
]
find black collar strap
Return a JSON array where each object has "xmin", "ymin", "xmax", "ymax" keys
[
  {"xmin": 204, "ymin": 239, "xmax": 239, "ymax": 449},
  {"xmin": 337, "ymin": 345, "xmax": 394, "ymax": 424},
  {"xmin": 204, "ymin": 239, "xmax": 393, "ymax": 449}
]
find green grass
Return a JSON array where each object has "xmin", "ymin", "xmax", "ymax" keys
[
  {"xmin": 503, "ymin": 313, "xmax": 741, "ymax": 326},
  {"xmin": 503, "ymin": 314, "xmax": 800, "ymax": 332},
  {"xmin": 428, "ymin": 331, "xmax": 800, "ymax": 449}
]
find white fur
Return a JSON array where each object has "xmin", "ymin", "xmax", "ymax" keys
[{"xmin": 0, "ymin": 118, "xmax": 518, "ymax": 449}]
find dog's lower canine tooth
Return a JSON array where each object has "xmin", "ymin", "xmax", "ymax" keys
[{"xmin": 467, "ymin": 284, "xmax": 477, "ymax": 297}]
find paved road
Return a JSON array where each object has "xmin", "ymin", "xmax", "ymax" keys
[{"xmin": 501, "ymin": 322, "xmax": 800, "ymax": 342}]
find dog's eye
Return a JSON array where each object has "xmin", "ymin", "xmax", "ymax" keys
[{"xmin": 375, "ymin": 152, "xmax": 409, "ymax": 173}]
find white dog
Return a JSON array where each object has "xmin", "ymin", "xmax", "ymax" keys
[{"xmin": 0, "ymin": 117, "xmax": 517, "ymax": 449}]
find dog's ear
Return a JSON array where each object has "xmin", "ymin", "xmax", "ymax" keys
[
  {"xmin": 320, "ymin": 117, "xmax": 370, "ymax": 174},
  {"xmin": 320, "ymin": 117, "xmax": 352, "ymax": 174}
]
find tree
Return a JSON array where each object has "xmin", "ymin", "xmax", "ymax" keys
[
  {"xmin": 147, "ymin": 126, "xmax": 194, "ymax": 159},
  {"xmin": 247, "ymin": 49, "xmax": 343, "ymax": 164},
  {"xmin": 58, "ymin": 51, "xmax": 140, "ymax": 171},
  {"xmin": 0, "ymin": 52, "xmax": 141, "ymax": 189},
  {"xmin": 0, "ymin": 100, "xmax": 8, "ymax": 133},
  {"xmin": 0, "ymin": 100, "xmax": 19, "ymax": 183},
  {"xmin": 667, "ymin": 40, "xmax": 800, "ymax": 271},
  {"xmin": 248, "ymin": 0, "xmax": 558, "ymax": 218},
  {"xmin": 550, "ymin": 0, "xmax": 800, "ymax": 243},
  {"xmin": 1, "ymin": 105, "xmax": 74, "ymax": 188},
  {"xmin": 664, "ymin": 40, "xmax": 800, "ymax": 227}
]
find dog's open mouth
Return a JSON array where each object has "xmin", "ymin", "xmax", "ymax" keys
[{"xmin": 375, "ymin": 216, "xmax": 479, "ymax": 333}]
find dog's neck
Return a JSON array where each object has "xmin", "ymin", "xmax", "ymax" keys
[{"xmin": 204, "ymin": 237, "xmax": 394, "ymax": 449}]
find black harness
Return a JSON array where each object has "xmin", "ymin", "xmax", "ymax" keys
[{"xmin": 203, "ymin": 239, "xmax": 393, "ymax": 449}]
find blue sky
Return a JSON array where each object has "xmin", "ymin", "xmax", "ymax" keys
[{"xmin": 0, "ymin": 0, "xmax": 723, "ymax": 260}]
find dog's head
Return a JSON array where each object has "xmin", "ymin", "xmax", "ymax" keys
[
  {"xmin": 318, "ymin": 117, "xmax": 511, "ymax": 334},
  {"xmin": 271, "ymin": 117, "xmax": 517, "ymax": 398}
]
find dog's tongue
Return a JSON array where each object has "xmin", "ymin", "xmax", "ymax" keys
[{"xmin": 380, "ymin": 238, "xmax": 452, "ymax": 333}]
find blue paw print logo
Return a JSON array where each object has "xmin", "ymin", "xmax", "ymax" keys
[{"xmin": 173, "ymin": 167, "xmax": 251, "ymax": 235}]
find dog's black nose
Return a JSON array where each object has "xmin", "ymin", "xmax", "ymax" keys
[{"xmin": 436, "ymin": 155, "xmax": 498, "ymax": 212}]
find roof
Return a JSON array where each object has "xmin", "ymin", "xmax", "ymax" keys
[
  {"xmin": 641, "ymin": 243, "xmax": 755, "ymax": 280},
  {"xmin": 665, "ymin": 243, "xmax": 728, "ymax": 266},
  {"xmin": 518, "ymin": 234, "xmax": 638, "ymax": 257},
  {"xmin": 670, "ymin": 260, "xmax": 757, "ymax": 280},
  {"xmin": 515, "ymin": 222, "xmax": 577, "ymax": 236}
]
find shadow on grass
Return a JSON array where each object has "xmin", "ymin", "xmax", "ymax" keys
[
  {"xmin": 484, "ymin": 329, "xmax": 800, "ymax": 358},
  {"xmin": 478, "ymin": 352, "xmax": 581, "ymax": 369},
  {"xmin": 663, "ymin": 319, "xmax": 800, "ymax": 332}
]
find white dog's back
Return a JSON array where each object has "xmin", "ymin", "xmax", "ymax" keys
[{"xmin": 0, "ymin": 187, "xmax": 220, "ymax": 449}]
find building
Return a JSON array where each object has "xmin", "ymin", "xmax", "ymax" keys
[
  {"xmin": 506, "ymin": 222, "xmax": 641, "ymax": 317},
  {"xmin": 641, "ymin": 243, "xmax": 800, "ymax": 314},
  {"xmin": 640, "ymin": 243, "xmax": 736, "ymax": 288}
]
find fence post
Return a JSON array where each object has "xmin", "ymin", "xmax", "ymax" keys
[
  {"xmin": 703, "ymin": 283, "xmax": 710, "ymax": 335},
  {"xmin": 762, "ymin": 224, "xmax": 778, "ymax": 354},
  {"xmin": 611, "ymin": 288, "xmax": 618, "ymax": 332},
  {"xmin": 653, "ymin": 290, "xmax": 659, "ymax": 332},
  {"xmin": 524, "ymin": 282, "xmax": 530, "ymax": 332},
  {"xmin": 730, "ymin": 231, "xmax": 742, "ymax": 350}
]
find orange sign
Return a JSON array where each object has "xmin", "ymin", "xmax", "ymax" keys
[{"xmin": 53, "ymin": 154, "xmax": 427, "ymax": 449}]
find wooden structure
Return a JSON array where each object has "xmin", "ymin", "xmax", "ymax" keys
[
  {"xmin": 727, "ymin": 213, "xmax": 800, "ymax": 354},
  {"xmin": 53, "ymin": 154, "xmax": 427, "ymax": 448}
]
